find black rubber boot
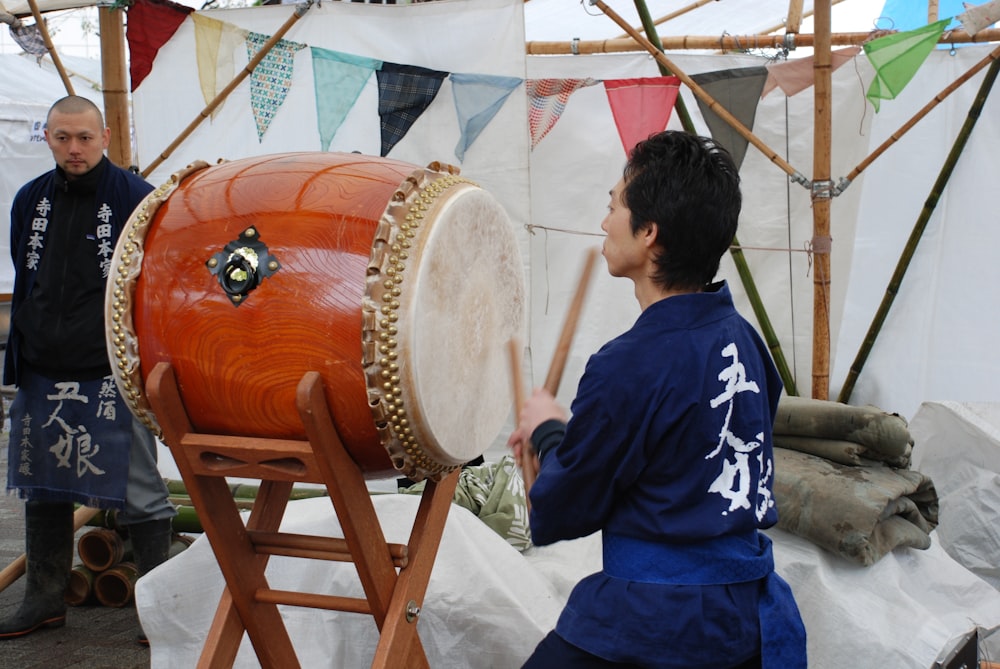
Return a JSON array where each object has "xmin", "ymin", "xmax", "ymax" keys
[
  {"xmin": 126, "ymin": 518, "xmax": 173, "ymax": 646},
  {"xmin": 0, "ymin": 500, "xmax": 74, "ymax": 640}
]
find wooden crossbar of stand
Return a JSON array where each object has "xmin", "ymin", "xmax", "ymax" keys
[{"xmin": 145, "ymin": 362, "xmax": 459, "ymax": 669}]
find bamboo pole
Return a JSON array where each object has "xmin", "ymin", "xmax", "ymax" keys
[
  {"xmin": 525, "ymin": 29, "xmax": 1000, "ymax": 56},
  {"xmin": 591, "ymin": 0, "xmax": 810, "ymax": 187},
  {"xmin": 786, "ymin": 0, "xmax": 806, "ymax": 34},
  {"xmin": 837, "ymin": 57, "xmax": 1000, "ymax": 404},
  {"xmin": 811, "ymin": 0, "xmax": 833, "ymax": 399},
  {"xmin": 928, "ymin": 0, "xmax": 940, "ymax": 23},
  {"xmin": 632, "ymin": 0, "xmax": 798, "ymax": 395},
  {"xmin": 633, "ymin": 0, "xmax": 695, "ymax": 131},
  {"xmin": 761, "ymin": 0, "xmax": 851, "ymax": 36},
  {"xmin": 840, "ymin": 43, "xmax": 1000, "ymax": 188},
  {"xmin": 98, "ymin": 6, "xmax": 131, "ymax": 169},
  {"xmin": 141, "ymin": 1, "xmax": 314, "ymax": 178},
  {"xmin": 614, "ymin": 0, "xmax": 715, "ymax": 40},
  {"xmin": 26, "ymin": 0, "xmax": 74, "ymax": 95},
  {"xmin": 0, "ymin": 506, "xmax": 98, "ymax": 594}
]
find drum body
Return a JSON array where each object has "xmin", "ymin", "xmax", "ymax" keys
[{"xmin": 107, "ymin": 152, "xmax": 525, "ymax": 481}]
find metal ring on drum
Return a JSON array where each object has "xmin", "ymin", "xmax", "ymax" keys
[{"xmin": 105, "ymin": 152, "xmax": 526, "ymax": 482}]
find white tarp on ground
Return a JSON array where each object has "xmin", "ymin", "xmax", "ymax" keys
[
  {"xmin": 137, "ymin": 491, "xmax": 1000, "ymax": 668},
  {"xmin": 910, "ymin": 401, "xmax": 1000, "ymax": 591}
]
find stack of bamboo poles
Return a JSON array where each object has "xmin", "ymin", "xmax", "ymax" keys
[{"xmin": 65, "ymin": 527, "xmax": 193, "ymax": 608}]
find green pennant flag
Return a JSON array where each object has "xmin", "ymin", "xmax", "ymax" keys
[{"xmin": 863, "ymin": 18, "xmax": 951, "ymax": 112}]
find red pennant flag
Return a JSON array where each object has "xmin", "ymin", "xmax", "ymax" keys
[
  {"xmin": 127, "ymin": 0, "xmax": 194, "ymax": 91},
  {"xmin": 604, "ymin": 76, "xmax": 680, "ymax": 156}
]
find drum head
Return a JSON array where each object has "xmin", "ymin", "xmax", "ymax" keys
[{"xmin": 364, "ymin": 169, "xmax": 525, "ymax": 480}]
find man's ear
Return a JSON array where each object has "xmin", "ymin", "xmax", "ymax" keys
[{"xmin": 642, "ymin": 222, "xmax": 658, "ymax": 248}]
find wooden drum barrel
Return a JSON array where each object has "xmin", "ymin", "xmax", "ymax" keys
[{"xmin": 106, "ymin": 152, "xmax": 525, "ymax": 481}]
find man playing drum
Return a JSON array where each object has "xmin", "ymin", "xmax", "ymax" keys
[{"xmin": 509, "ymin": 131, "xmax": 807, "ymax": 668}]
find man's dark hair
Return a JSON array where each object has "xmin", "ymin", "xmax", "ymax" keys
[{"xmin": 623, "ymin": 130, "xmax": 741, "ymax": 291}]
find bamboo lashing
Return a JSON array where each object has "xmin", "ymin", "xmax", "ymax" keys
[
  {"xmin": 591, "ymin": 0, "xmax": 809, "ymax": 187},
  {"xmin": 0, "ymin": 506, "xmax": 98, "ymax": 594},
  {"xmin": 25, "ymin": 0, "xmax": 74, "ymax": 95},
  {"xmin": 141, "ymin": 0, "xmax": 314, "ymax": 178},
  {"xmin": 840, "ymin": 42, "xmax": 1000, "ymax": 188}
]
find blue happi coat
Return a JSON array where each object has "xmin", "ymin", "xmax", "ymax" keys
[{"xmin": 529, "ymin": 281, "xmax": 807, "ymax": 669}]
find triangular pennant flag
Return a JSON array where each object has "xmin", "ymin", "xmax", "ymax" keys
[
  {"xmin": 375, "ymin": 62, "xmax": 448, "ymax": 157},
  {"xmin": 126, "ymin": 0, "xmax": 193, "ymax": 92},
  {"xmin": 192, "ymin": 14, "xmax": 246, "ymax": 119},
  {"xmin": 246, "ymin": 31, "xmax": 306, "ymax": 142},
  {"xmin": 450, "ymin": 72, "xmax": 522, "ymax": 161},
  {"xmin": 762, "ymin": 47, "xmax": 861, "ymax": 98},
  {"xmin": 311, "ymin": 47, "xmax": 382, "ymax": 152},
  {"xmin": 958, "ymin": 0, "xmax": 1000, "ymax": 34},
  {"xmin": 526, "ymin": 78, "xmax": 600, "ymax": 148},
  {"xmin": 9, "ymin": 21, "xmax": 48, "ymax": 62},
  {"xmin": 603, "ymin": 77, "xmax": 680, "ymax": 156},
  {"xmin": 690, "ymin": 67, "xmax": 767, "ymax": 170},
  {"xmin": 864, "ymin": 18, "xmax": 951, "ymax": 112}
]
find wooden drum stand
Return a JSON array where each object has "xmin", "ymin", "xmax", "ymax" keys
[{"xmin": 146, "ymin": 361, "xmax": 459, "ymax": 669}]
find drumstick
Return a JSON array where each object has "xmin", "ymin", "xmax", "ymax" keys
[
  {"xmin": 512, "ymin": 247, "xmax": 601, "ymax": 499},
  {"xmin": 543, "ymin": 247, "xmax": 600, "ymax": 396},
  {"xmin": 506, "ymin": 338, "xmax": 535, "ymax": 508}
]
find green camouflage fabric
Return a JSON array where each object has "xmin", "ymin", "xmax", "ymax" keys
[{"xmin": 400, "ymin": 455, "xmax": 531, "ymax": 551}]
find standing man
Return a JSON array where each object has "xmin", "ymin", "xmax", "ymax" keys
[
  {"xmin": 1, "ymin": 95, "xmax": 175, "ymax": 644},
  {"xmin": 510, "ymin": 131, "xmax": 807, "ymax": 668}
]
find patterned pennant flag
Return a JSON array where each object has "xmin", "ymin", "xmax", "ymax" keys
[
  {"xmin": 450, "ymin": 73, "xmax": 523, "ymax": 162},
  {"xmin": 126, "ymin": 0, "xmax": 194, "ymax": 92},
  {"xmin": 603, "ymin": 77, "xmax": 680, "ymax": 157},
  {"xmin": 958, "ymin": 0, "xmax": 1000, "ymax": 35},
  {"xmin": 691, "ymin": 67, "xmax": 767, "ymax": 170},
  {"xmin": 376, "ymin": 62, "xmax": 448, "ymax": 157},
  {"xmin": 9, "ymin": 21, "xmax": 48, "ymax": 61},
  {"xmin": 311, "ymin": 47, "xmax": 382, "ymax": 151},
  {"xmin": 246, "ymin": 31, "xmax": 307, "ymax": 141},
  {"xmin": 864, "ymin": 18, "xmax": 951, "ymax": 112},
  {"xmin": 192, "ymin": 13, "xmax": 247, "ymax": 119},
  {"xmin": 762, "ymin": 47, "xmax": 861, "ymax": 98},
  {"xmin": 526, "ymin": 78, "xmax": 599, "ymax": 149}
]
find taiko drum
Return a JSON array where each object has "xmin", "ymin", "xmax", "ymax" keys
[{"xmin": 106, "ymin": 152, "xmax": 525, "ymax": 481}]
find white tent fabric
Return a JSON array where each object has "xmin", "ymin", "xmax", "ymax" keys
[{"xmin": 137, "ymin": 491, "xmax": 1000, "ymax": 668}]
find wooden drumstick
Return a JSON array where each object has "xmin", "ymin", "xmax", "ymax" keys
[
  {"xmin": 506, "ymin": 338, "xmax": 536, "ymax": 508},
  {"xmin": 511, "ymin": 247, "xmax": 600, "ymax": 499},
  {"xmin": 543, "ymin": 247, "xmax": 599, "ymax": 396}
]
